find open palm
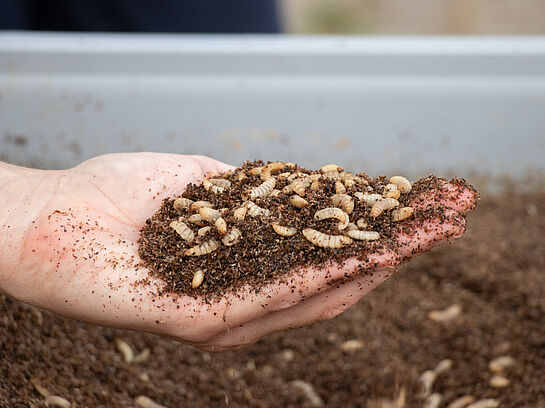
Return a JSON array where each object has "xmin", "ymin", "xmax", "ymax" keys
[{"xmin": 1, "ymin": 153, "xmax": 476, "ymax": 351}]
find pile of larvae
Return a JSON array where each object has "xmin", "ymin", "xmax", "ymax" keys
[{"xmin": 139, "ymin": 160, "xmax": 435, "ymax": 298}]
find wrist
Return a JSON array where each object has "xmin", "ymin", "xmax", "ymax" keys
[{"xmin": 0, "ymin": 162, "xmax": 60, "ymax": 296}]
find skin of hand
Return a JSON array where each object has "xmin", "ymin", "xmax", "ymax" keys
[{"xmin": 0, "ymin": 153, "xmax": 477, "ymax": 351}]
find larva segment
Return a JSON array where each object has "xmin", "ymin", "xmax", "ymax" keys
[
  {"xmin": 370, "ymin": 198, "xmax": 399, "ymax": 218},
  {"xmin": 203, "ymin": 179, "xmax": 224, "ymax": 194},
  {"xmin": 184, "ymin": 239, "xmax": 220, "ymax": 256},
  {"xmin": 173, "ymin": 197, "xmax": 193, "ymax": 210},
  {"xmin": 346, "ymin": 230, "xmax": 380, "ymax": 241},
  {"xmin": 356, "ymin": 218, "xmax": 368, "ymax": 229},
  {"xmin": 314, "ymin": 207, "xmax": 347, "ymax": 224},
  {"xmin": 320, "ymin": 164, "xmax": 342, "ymax": 173},
  {"xmin": 270, "ymin": 189, "xmax": 281, "ymax": 197},
  {"xmin": 233, "ymin": 206, "xmax": 248, "ymax": 221},
  {"xmin": 191, "ymin": 200, "xmax": 214, "ymax": 211},
  {"xmin": 335, "ymin": 181, "xmax": 346, "ymax": 194},
  {"xmin": 331, "ymin": 193, "xmax": 354, "ymax": 214},
  {"xmin": 187, "ymin": 214, "xmax": 205, "ymax": 226},
  {"xmin": 208, "ymin": 178, "xmax": 231, "ymax": 188},
  {"xmin": 169, "ymin": 219, "xmax": 195, "ymax": 242},
  {"xmin": 248, "ymin": 166, "xmax": 263, "ymax": 176},
  {"xmin": 198, "ymin": 207, "xmax": 221, "ymax": 222},
  {"xmin": 215, "ymin": 217, "xmax": 227, "ymax": 234},
  {"xmin": 246, "ymin": 201, "xmax": 270, "ymax": 217},
  {"xmin": 290, "ymin": 195, "xmax": 309, "ymax": 208},
  {"xmin": 354, "ymin": 192, "xmax": 382, "ymax": 206},
  {"xmin": 285, "ymin": 178, "xmax": 311, "ymax": 196},
  {"xmin": 261, "ymin": 162, "xmax": 285, "ymax": 180},
  {"xmin": 198, "ymin": 226, "xmax": 212, "ymax": 236},
  {"xmin": 383, "ymin": 183, "xmax": 401, "ymax": 200},
  {"xmin": 392, "ymin": 207, "xmax": 414, "ymax": 222},
  {"xmin": 343, "ymin": 178, "xmax": 356, "ymax": 188},
  {"xmin": 303, "ymin": 228, "xmax": 353, "ymax": 248},
  {"xmin": 389, "ymin": 175, "xmax": 412, "ymax": 193},
  {"xmin": 222, "ymin": 228, "xmax": 242, "ymax": 246},
  {"xmin": 191, "ymin": 270, "xmax": 204, "ymax": 288},
  {"xmin": 272, "ymin": 223, "xmax": 297, "ymax": 237},
  {"xmin": 346, "ymin": 223, "xmax": 358, "ymax": 231},
  {"xmin": 244, "ymin": 178, "xmax": 276, "ymax": 200}
]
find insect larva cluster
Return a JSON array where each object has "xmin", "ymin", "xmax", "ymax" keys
[{"xmin": 163, "ymin": 162, "xmax": 416, "ymax": 290}]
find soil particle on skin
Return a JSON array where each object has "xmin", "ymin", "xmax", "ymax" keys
[
  {"xmin": 1, "ymin": 189, "xmax": 544, "ymax": 407},
  {"xmin": 138, "ymin": 161, "xmax": 475, "ymax": 299}
]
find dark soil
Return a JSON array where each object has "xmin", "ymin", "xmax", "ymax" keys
[
  {"xmin": 138, "ymin": 161, "xmax": 472, "ymax": 299},
  {"xmin": 2, "ymin": 189, "xmax": 544, "ymax": 407}
]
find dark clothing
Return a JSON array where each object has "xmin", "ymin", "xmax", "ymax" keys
[{"xmin": 0, "ymin": 0, "xmax": 281, "ymax": 33}]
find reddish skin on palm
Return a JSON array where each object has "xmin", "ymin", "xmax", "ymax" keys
[{"xmin": 0, "ymin": 153, "xmax": 477, "ymax": 351}]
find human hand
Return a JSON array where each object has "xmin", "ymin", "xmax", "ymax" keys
[{"xmin": 0, "ymin": 153, "xmax": 476, "ymax": 351}]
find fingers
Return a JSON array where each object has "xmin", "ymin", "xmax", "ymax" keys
[
  {"xmin": 218, "ymin": 250, "xmax": 399, "ymax": 329},
  {"xmin": 410, "ymin": 179, "xmax": 478, "ymax": 213},
  {"xmin": 203, "ymin": 266, "xmax": 394, "ymax": 350}
]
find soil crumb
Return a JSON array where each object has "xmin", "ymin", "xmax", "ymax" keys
[{"xmin": 138, "ymin": 161, "xmax": 476, "ymax": 299}]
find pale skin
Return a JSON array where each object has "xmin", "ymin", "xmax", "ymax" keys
[{"xmin": 0, "ymin": 153, "xmax": 477, "ymax": 352}]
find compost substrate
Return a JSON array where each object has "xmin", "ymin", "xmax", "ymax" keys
[
  {"xmin": 2, "ymin": 188, "xmax": 544, "ymax": 407},
  {"xmin": 138, "ymin": 161, "xmax": 473, "ymax": 298}
]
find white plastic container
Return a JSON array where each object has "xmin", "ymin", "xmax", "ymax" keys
[{"xmin": 1, "ymin": 32, "xmax": 544, "ymax": 180}]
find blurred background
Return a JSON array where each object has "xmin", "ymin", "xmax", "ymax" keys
[{"xmin": 1, "ymin": 1, "xmax": 545, "ymax": 407}]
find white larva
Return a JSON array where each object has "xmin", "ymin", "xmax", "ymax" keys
[
  {"xmin": 303, "ymin": 228, "xmax": 353, "ymax": 248},
  {"xmin": 346, "ymin": 230, "xmax": 380, "ymax": 241},
  {"xmin": 489, "ymin": 375, "xmax": 510, "ymax": 388},
  {"xmin": 244, "ymin": 177, "xmax": 276, "ymax": 200},
  {"xmin": 222, "ymin": 228, "xmax": 242, "ymax": 246},
  {"xmin": 260, "ymin": 162, "xmax": 285, "ymax": 180},
  {"xmin": 356, "ymin": 218, "xmax": 367, "ymax": 229},
  {"xmin": 446, "ymin": 396, "xmax": 475, "ymax": 408},
  {"xmin": 331, "ymin": 193, "xmax": 354, "ymax": 214},
  {"xmin": 208, "ymin": 178, "xmax": 231, "ymax": 188},
  {"xmin": 314, "ymin": 207, "xmax": 349, "ymax": 230},
  {"xmin": 335, "ymin": 181, "xmax": 346, "ymax": 194},
  {"xmin": 389, "ymin": 175, "xmax": 412, "ymax": 193},
  {"xmin": 489, "ymin": 356, "xmax": 515, "ymax": 373},
  {"xmin": 187, "ymin": 214, "xmax": 205, "ymax": 226},
  {"xmin": 285, "ymin": 178, "xmax": 311, "ymax": 196},
  {"xmin": 320, "ymin": 163, "xmax": 342, "ymax": 173},
  {"xmin": 428, "ymin": 304, "xmax": 462, "ymax": 322},
  {"xmin": 198, "ymin": 226, "xmax": 212, "ymax": 236},
  {"xmin": 248, "ymin": 166, "xmax": 263, "ymax": 176},
  {"xmin": 383, "ymin": 183, "xmax": 401, "ymax": 200},
  {"xmin": 233, "ymin": 206, "xmax": 248, "ymax": 221},
  {"xmin": 191, "ymin": 200, "xmax": 214, "ymax": 211},
  {"xmin": 392, "ymin": 207, "xmax": 414, "ymax": 222},
  {"xmin": 424, "ymin": 393, "xmax": 442, "ymax": 408},
  {"xmin": 184, "ymin": 239, "xmax": 220, "ymax": 256},
  {"xmin": 419, "ymin": 370, "xmax": 436, "ymax": 398},
  {"xmin": 246, "ymin": 201, "xmax": 270, "ymax": 217},
  {"xmin": 203, "ymin": 179, "xmax": 224, "ymax": 194},
  {"xmin": 465, "ymin": 399, "xmax": 500, "ymax": 408},
  {"xmin": 173, "ymin": 197, "xmax": 193, "ymax": 210},
  {"xmin": 115, "ymin": 338, "xmax": 134, "ymax": 363},
  {"xmin": 354, "ymin": 192, "xmax": 382, "ymax": 206},
  {"xmin": 169, "ymin": 219, "xmax": 195, "ymax": 242},
  {"xmin": 310, "ymin": 180, "xmax": 322, "ymax": 191},
  {"xmin": 271, "ymin": 223, "xmax": 297, "ymax": 237},
  {"xmin": 199, "ymin": 207, "xmax": 222, "ymax": 222},
  {"xmin": 215, "ymin": 217, "xmax": 227, "ymax": 234},
  {"xmin": 135, "ymin": 395, "xmax": 168, "ymax": 408},
  {"xmin": 43, "ymin": 396, "xmax": 71, "ymax": 408},
  {"xmin": 370, "ymin": 198, "xmax": 399, "ymax": 217},
  {"xmin": 345, "ymin": 223, "xmax": 358, "ymax": 231},
  {"xmin": 191, "ymin": 270, "xmax": 204, "ymax": 288},
  {"xmin": 290, "ymin": 195, "xmax": 309, "ymax": 208}
]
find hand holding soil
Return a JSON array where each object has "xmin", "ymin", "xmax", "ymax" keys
[{"xmin": 0, "ymin": 153, "xmax": 477, "ymax": 351}]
